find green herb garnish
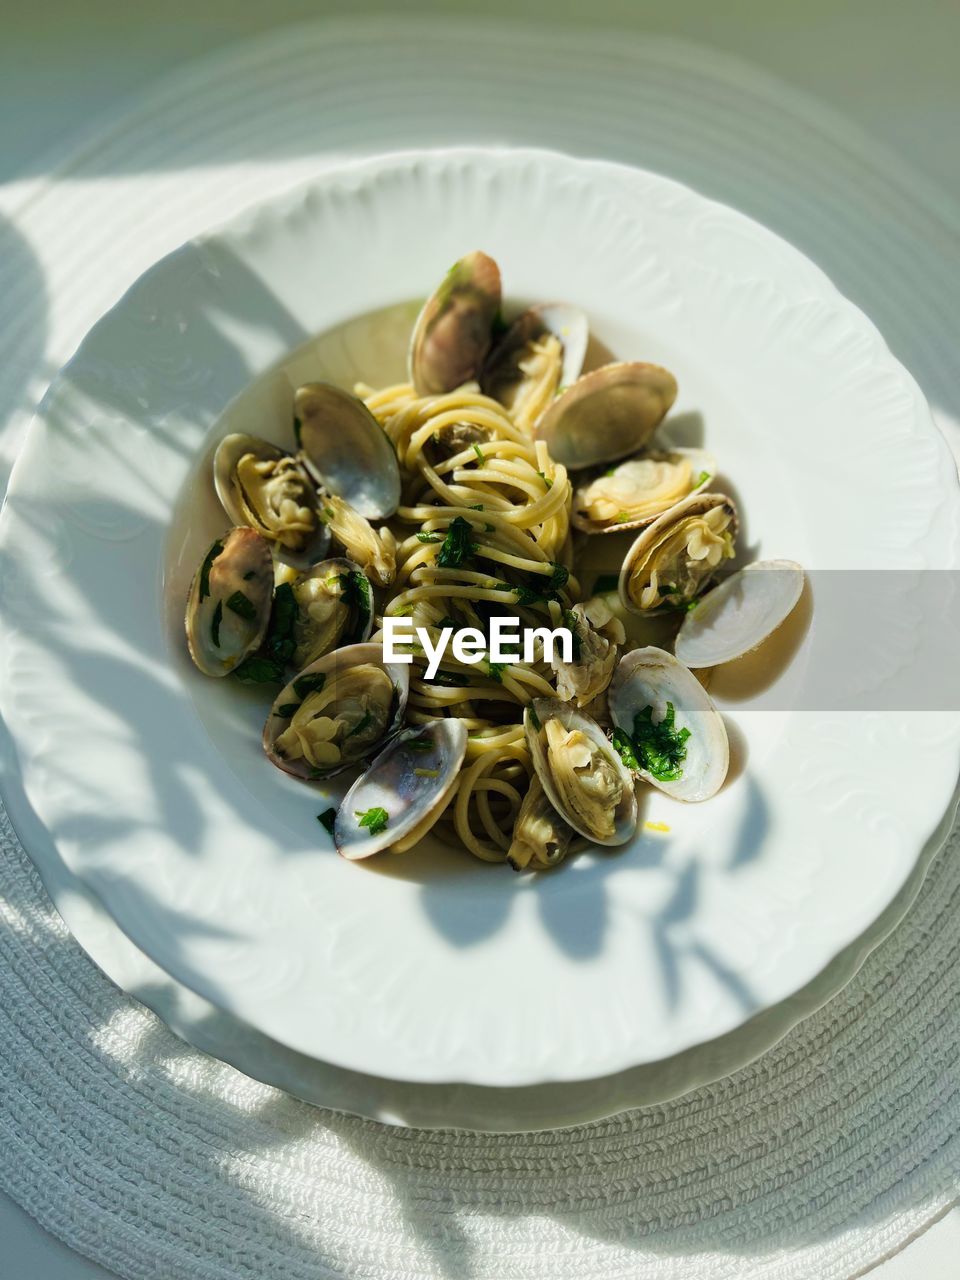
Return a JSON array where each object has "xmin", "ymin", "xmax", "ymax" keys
[
  {"xmin": 416, "ymin": 532, "xmax": 443, "ymax": 543},
  {"xmin": 210, "ymin": 600, "xmax": 223, "ymax": 647},
  {"xmin": 432, "ymin": 669, "xmax": 469, "ymax": 687},
  {"xmin": 233, "ymin": 655, "xmax": 285, "ymax": 684},
  {"xmin": 317, "ymin": 808, "xmax": 337, "ymax": 835},
  {"xmin": 414, "ymin": 767, "xmax": 440, "ymax": 779},
  {"xmin": 198, "ymin": 539, "xmax": 224, "ymax": 602},
  {"xmin": 437, "ymin": 516, "xmax": 479, "ymax": 569},
  {"xmin": 618, "ymin": 703, "xmax": 691, "ymax": 782},
  {"xmin": 696, "ymin": 470, "xmax": 710, "ymax": 487},
  {"xmin": 275, "ymin": 702, "xmax": 300, "ymax": 718},
  {"xmin": 472, "ymin": 443, "xmax": 486, "ymax": 463},
  {"xmin": 528, "ymin": 704, "xmax": 542, "ymax": 731},
  {"xmin": 293, "ymin": 672, "xmax": 326, "ymax": 699},
  {"xmin": 407, "ymin": 735, "xmax": 434, "ymax": 752},
  {"xmin": 226, "ymin": 590, "xmax": 257, "ymax": 621},
  {"xmin": 487, "ymin": 661, "xmax": 506, "ymax": 683},
  {"xmin": 537, "ymin": 470, "xmax": 553, "ymax": 489},
  {"xmin": 346, "ymin": 710, "xmax": 373, "ymax": 740},
  {"xmin": 339, "ymin": 569, "xmax": 371, "ymax": 642},
  {"xmin": 562, "ymin": 609, "xmax": 582, "ymax": 661},
  {"xmin": 593, "ymin": 573, "xmax": 619, "ymax": 594},
  {"xmin": 356, "ymin": 806, "xmax": 389, "ymax": 837},
  {"xmin": 615, "ymin": 511, "xmax": 632, "ymax": 524},
  {"xmin": 611, "ymin": 727, "xmax": 640, "ymax": 772}
]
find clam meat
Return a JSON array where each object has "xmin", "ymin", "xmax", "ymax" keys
[{"xmin": 619, "ymin": 492, "xmax": 737, "ymax": 614}]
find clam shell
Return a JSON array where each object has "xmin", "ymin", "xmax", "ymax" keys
[
  {"xmin": 295, "ymin": 383, "xmax": 401, "ymax": 520},
  {"xmin": 534, "ymin": 361, "xmax": 678, "ymax": 470},
  {"xmin": 185, "ymin": 527, "xmax": 273, "ymax": 677},
  {"xmin": 213, "ymin": 432, "xmax": 331, "ymax": 570},
  {"xmin": 618, "ymin": 491, "xmax": 739, "ymax": 616},
  {"xmin": 262, "ymin": 641, "xmax": 409, "ymax": 781},
  {"xmin": 283, "ymin": 557, "xmax": 374, "ymax": 671},
  {"xmin": 571, "ymin": 447, "xmax": 716, "ymax": 534},
  {"xmin": 675, "ymin": 559, "xmax": 804, "ymax": 668},
  {"xmin": 523, "ymin": 698, "xmax": 637, "ymax": 846},
  {"xmin": 480, "ymin": 302, "xmax": 587, "ymax": 412},
  {"xmin": 408, "ymin": 250, "xmax": 502, "ymax": 395},
  {"xmin": 335, "ymin": 720, "xmax": 468, "ymax": 860},
  {"xmin": 608, "ymin": 647, "xmax": 729, "ymax": 802}
]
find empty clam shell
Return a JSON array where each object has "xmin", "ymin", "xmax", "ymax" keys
[
  {"xmin": 213, "ymin": 432, "xmax": 330, "ymax": 570},
  {"xmin": 295, "ymin": 383, "xmax": 401, "ymax": 520},
  {"xmin": 480, "ymin": 302, "xmax": 588, "ymax": 430},
  {"xmin": 335, "ymin": 719, "xmax": 468, "ymax": 860},
  {"xmin": 185, "ymin": 527, "xmax": 274, "ymax": 677},
  {"xmin": 408, "ymin": 250, "xmax": 502, "ymax": 395},
  {"xmin": 534, "ymin": 361, "xmax": 678, "ymax": 470},
  {"xmin": 675, "ymin": 559, "xmax": 805, "ymax": 668},
  {"xmin": 263, "ymin": 642, "xmax": 409, "ymax": 781},
  {"xmin": 524, "ymin": 698, "xmax": 637, "ymax": 846},
  {"xmin": 619, "ymin": 491, "xmax": 738, "ymax": 615},
  {"xmin": 608, "ymin": 647, "xmax": 729, "ymax": 802},
  {"xmin": 572, "ymin": 447, "xmax": 716, "ymax": 534}
]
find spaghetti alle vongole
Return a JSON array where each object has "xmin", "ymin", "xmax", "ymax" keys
[{"xmin": 183, "ymin": 250, "xmax": 804, "ymax": 871}]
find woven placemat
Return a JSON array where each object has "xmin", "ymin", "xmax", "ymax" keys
[{"xmin": 1, "ymin": 17, "xmax": 959, "ymax": 1277}]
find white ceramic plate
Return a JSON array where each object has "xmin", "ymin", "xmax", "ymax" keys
[{"xmin": 1, "ymin": 148, "xmax": 959, "ymax": 1087}]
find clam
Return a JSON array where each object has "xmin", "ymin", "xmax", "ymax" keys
[
  {"xmin": 213, "ymin": 433, "xmax": 330, "ymax": 569},
  {"xmin": 274, "ymin": 557, "xmax": 374, "ymax": 672},
  {"xmin": 319, "ymin": 494, "xmax": 397, "ymax": 588},
  {"xmin": 295, "ymin": 382, "xmax": 401, "ymax": 520},
  {"xmin": 675, "ymin": 559, "xmax": 804, "ymax": 669},
  {"xmin": 185, "ymin": 527, "xmax": 274, "ymax": 677},
  {"xmin": 608, "ymin": 647, "xmax": 728, "ymax": 802},
  {"xmin": 335, "ymin": 720, "xmax": 467, "ymax": 860},
  {"xmin": 506, "ymin": 774, "xmax": 575, "ymax": 871},
  {"xmin": 572, "ymin": 447, "xmax": 716, "ymax": 535},
  {"xmin": 408, "ymin": 250, "xmax": 502, "ymax": 396},
  {"xmin": 480, "ymin": 302, "xmax": 588, "ymax": 431},
  {"xmin": 524, "ymin": 699, "xmax": 637, "ymax": 846},
  {"xmin": 619, "ymin": 492, "xmax": 738, "ymax": 615},
  {"xmin": 552, "ymin": 597, "xmax": 625, "ymax": 707},
  {"xmin": 534, "ymin": 361, "xmax": 678, "ymax": 470},
  {"xmin": 263, "ymin": 642, "xmax": 408, "ymax": 781}
]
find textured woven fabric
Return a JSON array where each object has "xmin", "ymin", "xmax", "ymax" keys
[{"xmin": 2, "ymin": 17, "xmax": 960, "ymax": 1278}]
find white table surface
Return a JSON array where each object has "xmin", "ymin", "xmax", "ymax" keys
[{"xmin": 1, "ymin": 2, "xmax": 958, "ymax": 1276}]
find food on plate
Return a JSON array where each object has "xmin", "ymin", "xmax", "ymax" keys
[{"xmin": 182, "ymin": 250, "xmax": 803, "ymax": 870}]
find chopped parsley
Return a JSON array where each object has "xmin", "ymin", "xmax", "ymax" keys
[
  {"xmin": 562, "ymin": 609, "xmax": 582, "ymax": 661},
  {"xmin": 431, "ymin": 669, "xmax": 469, "ymax": 687},
  {"xmin": 339, "ymin": 569, "xmax": 371, "ymax": 642},
  {"xmin": 210, "ymin": 600, "xmax": 223, "ymax": 647},
  {"xmin": 472, "ymin": 443, "xmax": 486, "ymax": 463},
  {"xmin": 536, "ymin": 470, "xmax": 553, "ymax": 489},
  {"xmin": 345, "ymin": 710, "xmax": 373, "ymax": 739},
  {"xmin": 436, "ymin": 516, "xmax": 479, "ymax": 569},
  {"xmin": 275, "ymin": 702, "xmax": 300, "ymax": 718},
  {"xmin": 293, "ymin": 671, "xmax": 326, "ymax": 699},
  {"xmin": 234, "ymin": 655, "xmax": 285, "ymax": 684},
  {"xmin": 528, "ymin": 704, "xmax": 542, "ymax": 731},
  {"xmin": 514, "ymin": 562, "xmax": 569, "ymax": 606},
  {"xmin": 615, "ymin": 511, "xmax": 632, "ymax": 524},
  {"xmin": 198, "ymin": 539, "xmax": 224, "ymax": 602},
  {"xmin": 486, "ymin": 660, "xmax": 506, "ymax": 683},
  {"xmin": 416, "ymin": 531, "xmax": 443, "ymax": 543},
  {"xmin": 593, "ymin": 573, "xmax": 620, "ymax": 594},
  {"xmin": 356, "ymin": 806, "xmax": 389, "ymax": 837},
  {"xmin": 696, "ymin": 470, "xmax": 710, "ymax": 487},
  {"xmin": 226, "ymin": 590, "xmax": 257, "ymax": 621},
  {"xmin": 414, "ymin": 767, "xmax": 440, "ymax": 779},
  {"xmin": 406, "ymin": 735, "xmax": 435, "ymax": 752},
  {"xmin": 317, "ymin": 808, "xmax": 337, "ymax": 835},
  {"xmin": 614, "ymin": 703, "xmax": 691, "ymax": 782}
]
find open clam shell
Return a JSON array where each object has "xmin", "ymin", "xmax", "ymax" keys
[
  {"xmin": 295, "ymin": 383, "xmax": 401, "ymax": 521},
  {"xmin": 277, "ymin": 557, "xmax": 374, "ymax": 673},
  {"xmin": 523, "ymin": 698, "xmax": 637, "ymax": 847},
  {"xmin": 185, "ymin": 527, "xmax": 274, "ymax": 677},
  {"xmin": 572, "ymin": 447, "xmax": 716, "ymax": 534},
  {"xmin": 335, "ymin": 720, "xmax": 468, "ymax": 860},
  {"xmin": 675, "ymin": 559, "xmax": 805, "ymax": 669},
  {"xmin": 534, "ymin": 361, "xmax": 678, "ymax": 471},
  {"xmin": 408, "ymin": 250, "xmax": 502, "ymax": 396},
  {"xmin": 480, "ymin": 302, "xmax": 588, "ymax": 429},
  {"xmin": 608, "ymin": 647, "xmax": 729, "ymax": 802},
  {"xmin": 213, "ymin": 432, "xmax": 330, "ymax": 570},
  {"xmin": 619, "ymin": 491, "xmax": 738, "ymax": 616},
  {"xmin": 263, "ymin": 641, "xmax": 409, "ymax": 781}
]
